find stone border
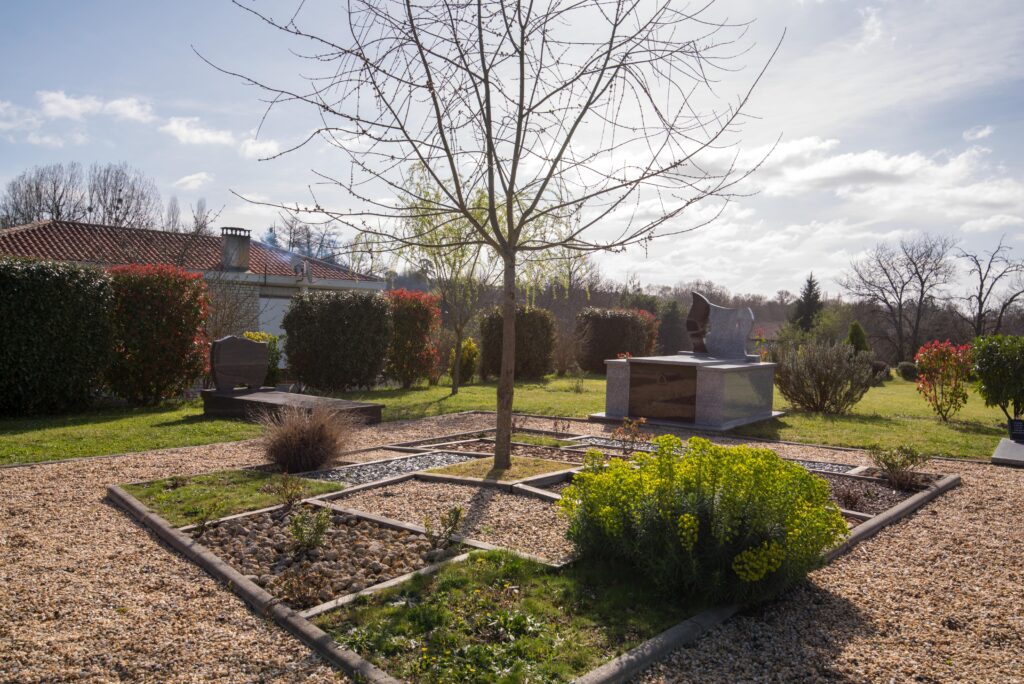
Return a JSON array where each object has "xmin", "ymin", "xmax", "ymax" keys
[{"xmin": 106, "ymin": 484, "xmax": 401, "ymax": 684}]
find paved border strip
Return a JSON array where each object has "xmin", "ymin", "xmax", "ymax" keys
[{"xmin": 105, "ymin": 484, "xmax": 401, "ymax": 684}]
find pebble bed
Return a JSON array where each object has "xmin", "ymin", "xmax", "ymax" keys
[
  {"xmin": 820, "ymin": 472, "xmax": 912, "ymax": 515},
  {"xmin": 306, "ymin": 451, "xmax": 479, "ymax": 485},
  {"xmin": 339, "ymin": 479, "xmax": 574, "ymax": 564},
  {"xmin": 197, "ymin": 505, "xmax": 438, "ymax": 610},
  {"xmin": 785, "ymin": 458, "xmax": 856, "ymax": 474}
]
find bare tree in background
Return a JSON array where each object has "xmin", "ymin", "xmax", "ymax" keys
[
  {"xmin": 211, "ymin": 0, "xmax": 772, "ymax": 465},
  {"xmin": 163, "ymin": 196, "xmax": 184, "ymax": 233},
  {"xmin": 0, "ymin": 162, "xmax": 88, "ymax": 227},
  {"xmin": 957, "ymin": 236, "xmax": 1024, "ymax": 337},
  {"xmin": 840, "ymin": 235, "xmax": 956, "ymax": 361},
  {"xmin": 85, "ymin": 162, "xmax": 162, "ymax": 229}
]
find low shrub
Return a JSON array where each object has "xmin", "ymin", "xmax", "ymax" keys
[
  {"xmin": 773, "ymin": 341, "xmax": 875, "ymax": 414},
  {"xmin": 479, "ymin": 306, "xmax": 556, "ymax": 380},
  {"xmin": 106, "ymin": 264, "xmax": 209, "ymax": 405},
  {"xmin": 385, "ymin": 289, "xmax": 441, "ymax": 389},
  {"xmin": 242, "ymin": 330, "xmax": 282, "ymax": 386},
  {"xmin": 868, "ymin": 445, "xmax": 931, "ymax": 490},
  {"xmin": 283, "ymin": 290, "xmax": 392, "ymax": 391},
  {"xmin": 870, "ymin": 360, "xmax": 892, "ymax": 386},
  {"xmin": 290, "ymin": 507, "xmax": 332, "ymax": 550},
  {"xmin": 559, "ymin": 435, "xmax": 848, "ymax": 603},
  {"xmin": 448, "ymin": 337, "xmax": 479, "ymax": 385},
  {"xmin": 259, "ymin": 404, "xmax": 355, "ymax": 473},
  {"xmin": 575, "ymin": 308, "xmax": 655, "ymax": 374},
  {"xmin": 897, "ymin": 361, "xmax": 918, "ymax": 381},
  {"xmin": 0, "ymin": 258, "xmax": 113, "ymax": 415},
  {"xmin": 972, "ymin": 335, "xmax": 1024, "ymax": 421},
  {"xmin": 914, "ymin": 341, "xmax": 972, "ymax": 422}
]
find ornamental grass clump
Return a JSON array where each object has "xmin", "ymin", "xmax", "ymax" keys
[
  {"xmin": 259, "ymin": 404, "xmax": 355, "ymax": 473},
  {"xmin": 559, "ymin": 435, "xmax": 848, "ymax": 604}
]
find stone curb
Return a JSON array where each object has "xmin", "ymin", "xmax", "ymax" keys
[
  {"xmin": 413, "ymin": 471, "xmax": 516, "ymax": 491},
  {"xmin": 105, "ymin": 485, "xmax": 401, "ymax": 684},
  {"xmin": 515, "ymin": 467, "xmax": 580, "ymax": 488},
  {"xmin": 510, "ymin": 483, "xmax": 562, "ymax": 502},
  {"xmin": 572, "ymin": 604, "xmax": 741, "ymax": 684},
  {"xmin": 825, "ymin": 472, "xmax": 962, "ymax": 562}
]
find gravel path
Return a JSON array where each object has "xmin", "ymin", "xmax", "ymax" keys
[{"xmin": 338, "ymin": 479, "xmax": 575, "ymax": 564}]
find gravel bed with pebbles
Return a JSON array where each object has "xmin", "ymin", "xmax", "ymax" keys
[
  {"xmin": 306, "ymin": 451, "xmax": 480, "ymax": 484},
  {"xmin": 339, "ymin": 479, "xmax": 574, "ymax": 564},
  {"xmin": 197, "ymin": 506, "xmax": 439, "ymax": 609},
  {"xmin": 819, "ymin": 472, "xmax": 913, "ymax": 515},
  {"xmin": 334, "ymin": 447, "xmax": 418, "ymax": 464}
]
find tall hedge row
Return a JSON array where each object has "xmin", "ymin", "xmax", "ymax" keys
[
  {"xmin": 0, "ymin": 258, "xmax": 114, "ymax": 415},
  {"xmin": 283, "ymin": 290, "xmax": 393, "ymax": 391},
  {"xmin": 479, "ymin": 306, "xmax": 556, "ymax": 380},
  {"xmin": 575, "ymin": 307, "xmax": 657, "ymax": 373},
  {"xmin": 385, "ymin": 289, "xmax": 440, "ymax": 389}
]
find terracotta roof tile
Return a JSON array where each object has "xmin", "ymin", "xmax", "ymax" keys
[{"xmin": 0, "ymin": 220, "xmax": 379, "ymax": 282}]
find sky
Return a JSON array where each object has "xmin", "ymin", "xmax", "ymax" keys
[{"xmin": 2, "ymin": 0, "xmax": 1023, "ymax": 298}]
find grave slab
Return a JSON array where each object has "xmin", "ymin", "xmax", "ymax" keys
[{"xmin": 992, "ymin": 438, "xmax": 1024, "ymax": 467}]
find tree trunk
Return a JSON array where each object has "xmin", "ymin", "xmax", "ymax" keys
[
  {"xmin": 494, "ymin": 252, "xmax": 517, "ymax": 469},
  {"xmin": 451, "ymin": 326, "xmax": 463, "ymax": 396}
]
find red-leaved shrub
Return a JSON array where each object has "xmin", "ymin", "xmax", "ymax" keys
[
  {"xmin": 385, "ymin": 289, "xmax": 440, "ymax": 389},
  {"xmin": 914, "ymin": 340, "xmax": 973, "ymax": 422},
  {"xmin": 106, "ymin": 264, "xmax": 209, "ymax": 404}
]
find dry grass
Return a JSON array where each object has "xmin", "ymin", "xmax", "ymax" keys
[
  {"xmin": 426, "ymin": 455, "xmax": 575, "ymax": 481},
  {"xmin": 258, "ymin": 404, "xmax": 357, "ymax": 473}
]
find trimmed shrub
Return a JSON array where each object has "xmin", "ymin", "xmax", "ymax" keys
[
  {"xmin": 972, "ymin": 335, "xmax": 1024, "ymax": 420},
  {"xmin": 448, "ymin": 337, "xmax": 479, "ymax": 385},
  {"xmin": 559, "ymin": 435, "xmax": 848, "ymax": 603},
  {"xmin": 385, "ymin": 289, "xmax": 440, "ymax": 389},
  {"xmin": 657, "ymin": 300, "xmax": 687, "ymax": 355},
  {"xmin": 283, "ymin": 291, "xmax": 392, "ymax": 391},
  {"xmin": 914, "ymin": 340, "xmax": 972, "ymax": 422},
  {"xmin": 259, "ymin": 404, "xmax": 355, "ymax": 473},
  {"xmin": 870, "ymin": 360, "xmax": 892, "ymax": 386},
  {"xmin": 575, "ymin": 308, "xmax": 655, "ymax": 374},
  {"xmin": 243, "ymin": 330, "xmax": 282, "ymax": 387},
  {"xmin": 106, "ymin": 264, "xmax": 209, "ymax": 405},
  {"xmin": 773, "ymin": 341, "xmax": 875, "ymax": 414},
  {"xmin": 846, "ymin": 321, "xmax": 870, "ymax": 353},
  {"xmin": 479, "ymin": 306, "xmax": 556, "ymax": 380},
  {"xmin": 0, "ymin": 258, "xmax": 113, "ymax": 415},
  {"xmin": 897, "ymin": 361, "xmax": 918, "ymax": 381}
]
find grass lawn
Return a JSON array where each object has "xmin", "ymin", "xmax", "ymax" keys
[
  {"xmin": 122, "ymin": 469, "xmax": 344, "ymax": 527},
  {"xmin": 0, "ymin": 400, "xmax": 260, "ymax": 466},
  {"xmin": 427, "ymin": 456, "xmax": 576, "ymax": 482},
  {"xmin": 315, "ymin": 549, "xmax": 694, "ymax": 683}
]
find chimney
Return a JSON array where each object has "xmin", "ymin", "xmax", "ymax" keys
[{"xmin": 220, "ymin": 227, "xmax": 251, "ymax": 271}]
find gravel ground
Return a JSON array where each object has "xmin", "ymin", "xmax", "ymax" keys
[
  {"xmin": 338, "ymin": 479, "xmax": 575, "ymax": 564},
  {"xmin": 307, "ymin": 451, "xmax": 480, "ymax": 484},
  {"xmin": 2, "ymin": 411, "xmax": 1021, "ymax": 682},
  {"xmin": 821, "ymin": 472, "xmax": 912, "ymax": 515}
]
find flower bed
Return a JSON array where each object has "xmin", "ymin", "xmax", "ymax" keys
[
  {"xmin": 307, "ymin": 452, "xmax": 480, "ymax": 484},
  {"xmin": 195, "ymin": 505, "xmax": 442, "ymax": 609}
]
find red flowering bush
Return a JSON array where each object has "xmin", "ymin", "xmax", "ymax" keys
[
  {"xmin": 914, "ymin": 340, "xmax": 973, "ymax": 422},
  {"xmin": 385, "ymin": 289, "xmax": 440, "ymax": 389},
  {"xmin": 106, "ymin": 264, "xmax": 209, "ymax": 404}
]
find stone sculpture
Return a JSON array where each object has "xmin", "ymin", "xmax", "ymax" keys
[
  {"xmin": 685, "ymin": 292, "xmax": 755, "ymax": 360},
  {"xmin": 210, "ymin": 335, "xmax": 269, "ymax": 392}
]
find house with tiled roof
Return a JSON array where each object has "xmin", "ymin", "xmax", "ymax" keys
[{"xmin": 0, "ymin": 220, "xmax": 384, "ymax": 340}]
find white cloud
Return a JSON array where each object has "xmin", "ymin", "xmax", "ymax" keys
[
  {"xmin": 103, "ymin": 97, "xmax": 155, "ymax": 122},
  {"xmin": 856, "ymin": 7, "xmax": 884, "ymax": 49},
  {"xmin": 25, "ymin": 131, "xmax": 65, "ymax": 148},
  {"xmin": 963, "ymin": 125, "xmax": 994, "ymax": 141},
  {"xmin": 37, "ymin": 90, "xmax": 102, "ymax": 119},
  {"xmin": 172, "ymin": 171, "xmax": 214, "ymax": 190},
  {"xmin": 961, "ymin": 214, "xmax": 1024, "ymax": 233},
  {"xmin": 160, "ymin": 117, "xmax": 235, "ymax": 145},
  {"xmin": 0, "ymin": 100, "xmax": 40, "ymax": 132},
  {"xmin": 239, "ymin": 136, "xmax": 281, "ymax": 159}
]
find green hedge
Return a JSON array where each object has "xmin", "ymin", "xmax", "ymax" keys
[
  {"xmin": 283, "ymin": 291, "xmax": 392, "ymax": 391},
  {"xmin": 479, "ymin": 306, "xmax": 555, "ymax": 380},
  {"xmin": 973, "ymin": 335, "xmax": 1024, "ymax": 420},
  {"xmin": 385, "ymin": 289, "xmax": 440, "ymax": 389},
  {"xmin": 575, "ymin": 307, "xmax": 655, "ymax": 373},
  {"xmin": 0, "ymin": 258, "xmax": 113, "ymax": 415}
]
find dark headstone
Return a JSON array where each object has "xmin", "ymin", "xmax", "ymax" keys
[
  {"xmin": 685, "ymin": 293, "xmax": 711, "ymax": 353},
  {"xmin": 685, "ymin": 292, "xmax": 755, "ymax": 359},
  {"xmin": 210, "ymin": 335, "xmax": 269, "ymax": 392}
]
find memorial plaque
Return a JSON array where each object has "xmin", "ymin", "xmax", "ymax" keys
[
  {"xmin": 210, "ymin": 335, "xmax": 270, "ymax": 392},
  {"xmin": 628, "ymin": 363, "xmax": 697, "ymax": 422}
]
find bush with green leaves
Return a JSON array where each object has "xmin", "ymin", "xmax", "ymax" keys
[
  {"xmin": 385, "ymin": 289, "xmax": 441, "ymax": 389},
  {"xmin": 242, "ymin": 330, "xmax": 282, "ymax": 386},
  {"xmin": 973, "ymin": 335, "xmax": 1024, "ymax": 420},
  {"xmin": 897, "ymin": 361, "xmax": 918, "ymax": 381},
  {"xmin": 574, "ymin": 308, "xmax": 655, "ymax": 374},
  {"xmin": 559, "ymin": 435, "xmax": 847, "ymax": 603},
  {"xmin": 914, "ymin": 340, "xmax": 972, "ymax": 422},
  {"xmin": 868, "ymin": 445, "xmax": 931, "ymax": 490},
  {"xmin": 772, "ymin": 341, "xmax": 875, "ymax": 414},
  {"xmin": 289, "ymin": 507, "xmax": 332, "ymax": 550},
  {"xmin": 283, "ymin": 290, "xmax": 392, "ymax": 391},
  {"xmin": 0, "ymin": 258, "xmax": 113, "ymax": 415},
  {"xmin": 845, "ymin": 321, "xmax": 870, "ymax": 353},
  {"xmin": 479, "ymin": 306, "xmax": 555, "ymax": 380},
  {"xmin": 448, "ymin": 337, "xmax": 479, "ymax": 385}
]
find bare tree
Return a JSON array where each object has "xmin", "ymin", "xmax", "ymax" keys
[
  {"xmin": 85, "ymin": 162, "xmax": 162, "ymax": 229},
  {"xmin": 840, "ymin": 235, "xmax": 956, "ymax": 361},
  {"xmin": 210, "ymin": 0, "xmax": 771, "ymax": 465},
  {"xmin": 163, "ymin": 196, "xmax": 184, "ymax": 233},
  {"xmin": 957, "ymin": 236, "xmax": 1024, "ymax": 337},
  {"xmin": 0, "ymin": 162, "xmax": 88, "ymax": 228}
]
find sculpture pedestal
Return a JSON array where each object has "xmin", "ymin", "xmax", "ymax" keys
[{"xmin": 592, "ymin": 353, "xmax": 781, "ymax": 431}]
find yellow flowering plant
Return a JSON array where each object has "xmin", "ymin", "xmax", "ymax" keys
[{"xmin": 559, "ymin": 436, "xmax": 848, "ymax": 603}]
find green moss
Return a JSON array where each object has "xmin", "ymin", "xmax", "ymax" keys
[
  {"xmin": 122, "ymin": 469, "xmax": 343, "ymax": 527},
  {"xmin": 315, "ymin": 550, "xmax": 694, "ymax": 683}
]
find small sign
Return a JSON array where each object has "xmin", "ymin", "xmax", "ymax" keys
[{"xmin": 1009, "ymin": 419, "xmax": 1024, "ymax": 443}]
